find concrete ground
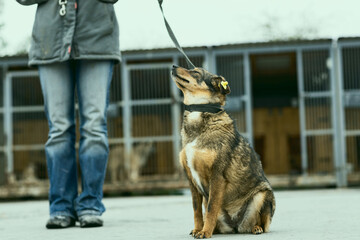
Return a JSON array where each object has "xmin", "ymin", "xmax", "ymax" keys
[{"xmin": 0, "ymin": 189, "xmax": 359, "ymax": 240}]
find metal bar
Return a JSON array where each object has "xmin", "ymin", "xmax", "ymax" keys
[
  {"xmin": 204, "ymin": 46, "xmax": 216, "ymax": 72},
  {"xmin": 122, "ymin": 49, "xmax": 207, "ymax": 61},
  {"xmin": 0, "ymin": 147, "xmax": 37, "ymax": 152},
  {"xmin": 0, "ymin": 65, "xmax": 8, "ymax": 185},
  {"xmin": 171, "ymin": 56, "xmax": 182, "ymax": 175},
  {"xmin": 1, "ymin": 104, "xmax": 81, "ymax": 114},
  {"xmin": 297, "ymin": 49, "xmax": 308, "ymax": 175},
  {"xmin": 0, "ymin": 58, "xmax": 29, "ymax": 66},
  {"xmin": 12, "ymin": 144, "xmax": 44, "ymax": 151},
  {"xmin": 332, "ymin": 41, "xmax": 348, "ymax": 187},
  {"xmin": 108, "ymin": 138, "xmax": 125, "ymax": 145},
  {"xmin": 300, "ymin": 92, "xmax": 332, "ymax": 98},
  {"xmin": 343, "ymin": 90, "xmax": 360, "ymax": 96},
  {"xmin": 243, "ymin": 52, "xmax": 253, "ymax": 146},
  {"xmin": 4, "ymin": 73, "xmax": 13, "ymax": 174},
  {"xmin": 127, "ymin": 63, "xmax": 175, "ymax": 70},
  {"xmin": 112, "ymin": 101, "xmax": 124, "ymax": 107},
  {"xmin": 132, "ymin": 136, "xmax": 174, "ymax": 143},
  {"xmin": 337, "ymin": 41, "xmax": 360, "ymax": 48},
  {"xmin": 303, "ymin": 129, "xmax": 334, "ymax": 136},
  {"xmin": 345, "ymin": 130, "xmax": 360, "ymax": 136},
  {"xmin": 130, "ymin": 99, "xmax": 173, "ymax": 106},
  {"xmin": 121, "ymin": 43, "xmax": 332, "ymax": 62},
  {"xmin": 121, "ymin": 57, "xmax": 133, "ymax": 159},
  {"xmin": 226, "ymin": 96, "xmax": 249, "ymax": 103},
  {"xmin": 2, "ymin": 139, "xmax": 168, "ymax": 151},
  {"xmin": 212, "ymin": 48, "xmax": 218, "ymax": 77},
  {"xmin": 213, "ymin": 43, "xmax": 332, "ymax": 56},
  {"xmin": 6, "ymin": 71, "xmax": 38, "ymax": 78},
  {"xmin": 0, "ymin": 105, "xmax": 44, "ymax": 113},
  {"xmin": 112, "ymin": 101, "xmax": 163, "ymax": 108}
]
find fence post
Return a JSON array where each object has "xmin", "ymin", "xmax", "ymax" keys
[
  {"xmin": 4, "ymin": 72, "xmax": 14, "ymax": 183},
  {"xmin": 121, "ymin": 57, "xmax": 133, "ymax": 168},
  {"xmin": 332, "ymin": 40, "xmax": 348, "ymax": 187},
  {"xmin": 171, "ymin": 57, "xmax": 182, "ymax": 176},
  {"xmin": 204, "ymin": 46, "xmax": 216, "ymax": 73},
  {"xmin": 0, "ymin": 65, "xmax": 8, "ymax": 185},
  {"xmin": 243, "ymin": 52, "xmax": 253, "ymax": 146},
  {"xmin": 296, "ymin": 48, "xmax": 308, "ymax": 176}
]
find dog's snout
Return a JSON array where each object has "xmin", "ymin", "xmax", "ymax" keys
[{"xmin": 172, "ymin": 65, "xmax": 179, "ymax": 69}]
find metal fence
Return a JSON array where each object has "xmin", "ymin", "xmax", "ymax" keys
[
  {"xmin": 2, "ymin": 71, "xmax": 47, "ymax": 184},
  {"xmin": 337, "ymin": 40, "xmax": 360, "ymax": 185},
  {"xmin": 1, "ymin": 39, "xmax": 360, "ymax": 196}
]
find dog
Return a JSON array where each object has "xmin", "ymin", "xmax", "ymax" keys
[
  {"xmin": 171, "ymin": 65, "xmax": 275, "ymax": 238},
  {"xmin": 108, "ymin": 142, "xmax": 155, "ymax": 183}
]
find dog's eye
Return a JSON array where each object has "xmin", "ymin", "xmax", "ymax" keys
[{"xmin": 190, "ymin": 71, "xmax": 201, "ymax": 78}]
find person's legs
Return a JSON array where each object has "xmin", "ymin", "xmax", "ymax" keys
[
  {"xmin": 74, "ymin": 60, "xmax": 113, "ymax": 223},
  {"xmin": 39, "ymin": 62, "xmax": 78, "ymax": 226}
]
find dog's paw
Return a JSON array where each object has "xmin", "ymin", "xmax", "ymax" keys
[
  {"xmin": 252, "ymin": 225, "xmax": 263, "ymax": 235},
  {"xmin": 194, "ymin": 230, "xmax": 212, "ymax": 239},
  {"xmin": 189, "ymin": 229, "xmax": 201, "ymax": 237}
]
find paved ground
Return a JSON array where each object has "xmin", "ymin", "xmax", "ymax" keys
[{"xmin": 0, "ymin": 189, "xmax": 359, "ymax": 240}]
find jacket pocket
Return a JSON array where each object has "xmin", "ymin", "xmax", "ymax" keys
[
  {"xmin": 97, "ymin": 0, "xmax": 118, "ymax": 3},
  {"xmin": 16, "ymin": 0, "xmax": 49, "ymax": 6}
]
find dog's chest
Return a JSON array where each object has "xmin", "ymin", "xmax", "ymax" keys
[
  {"xmin": 186, "ymin": 112, "xmax": 202, "ymax": 122},
  {"xmin": 183, "ymin": 138, "xmax": 215, "ymax": 194},
  {"xmin": 184, "ymin": 140, "xmax": 204, "ymax": 192}
]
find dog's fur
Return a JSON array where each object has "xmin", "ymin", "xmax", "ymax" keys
[{"xmin": 171, "ymin": 65, "xmax": 275, "ymax": 238}]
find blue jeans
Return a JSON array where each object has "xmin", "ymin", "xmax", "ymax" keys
[{"xmin": 39, "ymin": 60, "xmax": 114, "ymax": 219}]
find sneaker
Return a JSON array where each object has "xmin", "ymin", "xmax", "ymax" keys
[
  {"xmin": 46, "ymin": 215, "xmax": 76, "ymax": 229},
  {"xmin": 79, "ymin": 215, "xmax": 103, "ymax": 228}
]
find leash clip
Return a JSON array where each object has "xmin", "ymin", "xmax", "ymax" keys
[{"xmin": 59, "ymin": 0, "xmax": 67, "ymax": 16}]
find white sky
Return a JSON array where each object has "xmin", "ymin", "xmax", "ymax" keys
[{"xmin": 1, "ymin": 0, "xmax": 360, "ymax": 56}]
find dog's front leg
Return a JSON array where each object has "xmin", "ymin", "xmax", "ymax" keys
[
  {"xmin": 195, "ymin": 174, "xmax": 225, "ymax": 239},
  {"xmin": 189, "ymin": 181, "xmax": 204, "ymax": 236},
  {"xmin": 180, "ymin": 149, "xmax": 204, "ymax": 236}
]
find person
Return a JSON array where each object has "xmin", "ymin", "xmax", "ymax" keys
[{"xmin": 16, "ymin": 0, "xmax": 120, "ymax": 228}]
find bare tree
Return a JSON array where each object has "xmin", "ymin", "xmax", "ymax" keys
[
  {"xmin": 260, "ymin": 13, "xmax": 319, "ymax": 41},
  {"xmin": 0, "ymin": 0, "xmax": 7, "ymax": 52},
  {"xmin": 16, "ymin": 36, "xmax": 31, "ymax": 55}
]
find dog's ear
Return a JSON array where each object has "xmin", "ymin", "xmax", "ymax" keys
[{"xmin": 211, "ymin": 76, "xmax": 231, "ymax": 95}]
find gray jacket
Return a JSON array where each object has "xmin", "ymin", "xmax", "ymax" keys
[{"xmin": 17, "ymin": 0, "xmax": 120, "ymax": 65}]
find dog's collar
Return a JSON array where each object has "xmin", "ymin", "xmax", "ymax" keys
[{"xmin": 184, "ymin": 103, "xmax": 223, "ymax": 114}]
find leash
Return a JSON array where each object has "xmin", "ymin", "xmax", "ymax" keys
[
  {"xmin": 184, "ymin": 104, "xmax": 223, "ymax": 114},
  {"xmin": 157, "ymin": 0, "xmax": 196, "ymax": 69}
]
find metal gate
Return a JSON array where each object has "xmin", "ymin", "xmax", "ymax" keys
[
  {"xmin": 112, "ymin": 54, "xmax": 206, "ymax": 185},
  {"xmin": 297, "ymin": 46, "xmax": 345, "ymax": 186},
  {"xmin": 214, "ymin": 52, "xmax": 253, "ymax": 144},
  {"xmin": 337, "ymin": 39, "xmax": 360, "ymax": 185},
  {"xmin": 116, "ymin": 62, "xmax": 179, "ymax": 183},
  {"xmin": 2, "ymin": 71, "xmax": 47, "ymax": 183}
]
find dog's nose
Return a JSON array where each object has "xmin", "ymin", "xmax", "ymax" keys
[{"xmin": 172, "ymin": 64, "xmax": 179, "ymax": 69}]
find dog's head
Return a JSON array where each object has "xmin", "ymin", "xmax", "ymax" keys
[{"xmin": 171, "ymin": 65, "xmax": 230, "ymax": 105}]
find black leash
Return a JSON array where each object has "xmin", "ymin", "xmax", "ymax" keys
[
  {"xmin": 157, "ymin": 1, "xmax": 224, "ymax": 114},
  {"xmin": 157, "ymin": 0, "xmax": 196, "ymax": 69},
  {"xmin": 184, "ymin": 104, "xmax": 223, "ymax": 114}
]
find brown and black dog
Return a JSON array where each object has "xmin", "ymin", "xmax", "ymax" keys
[{"xmin": 171, "ymin": 65, "xmax": 275, "ymax": 239}]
